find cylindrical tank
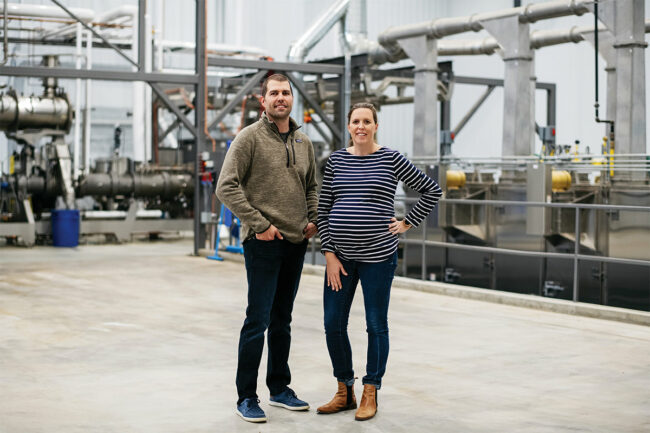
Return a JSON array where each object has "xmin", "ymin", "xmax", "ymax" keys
[
  {"xmin": 551, "ymin": 170, "xmax": 572, "ymax": 191},
  {"xmin": 446, "ymin": 170, "xmax": 467, "ymax": 189},
  {"xmin": 0, "ymin": 91, "xmax": 72, "ymax": 131}
]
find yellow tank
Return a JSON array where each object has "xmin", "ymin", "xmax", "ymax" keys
[
  {"xmin": 446, "ymin": 170, "xmax": 466, "ymax": 189},
  {"xmin": 551, "ymin": 170, "xmax": 572, "ymax": 191}
]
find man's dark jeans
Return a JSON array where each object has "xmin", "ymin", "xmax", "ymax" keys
[
  {"xmin": 323, "ymin": 251, "xmax": 397, "ymax": 389},
  {"xmin": 236, "ymin": 237, "xmax": 308, "ymax": 405}
]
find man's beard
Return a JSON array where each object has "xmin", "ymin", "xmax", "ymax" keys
[{"xmin": 267, "ymin": 107, "xmax": 291, "ymax": 121}]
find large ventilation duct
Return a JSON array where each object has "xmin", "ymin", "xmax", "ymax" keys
[{"xmin": 287, "ymin": 0, "xmax": 350, "ymax": 63}]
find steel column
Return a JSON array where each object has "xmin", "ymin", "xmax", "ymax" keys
[
  {"xmin": 193, "ymin": 0, "xmax": 207, "ymax": 256},
  {"xmin": 480, "ymin": 14, "xmax": 533, "ymax": 157},
  {"xmin": 398, "ymin": 35, "xmax": 438, "ymax": 158},
  {"xmin": 590, "ymin": 0, "xmax": 647, "ymax": 156},
  {"xmin": 138, "ymin": 0, "xmax": 146, "ymax": 70}
]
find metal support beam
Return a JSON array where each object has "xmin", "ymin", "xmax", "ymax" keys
[
  {"xmin": 480, "ymin": 14, "xmax": 533, "ymax": 156},
  {"xmin": 150, "ymin": 83, "xmax": 196, "ymax": 137},
  {"xmin": 338, "ymin": 72, "xmax": 347, "ymax": 150},
  {"xmin": 546, "ymin": 83, "xmax": 556, "ymax": 128},
  {"xmin": 398, "ymin": 35, "xmax": 438, "ymax": 158},
  {"xmin": 309, "ymin": 118, "xmax": 332, "ymax": 143},
  {"xmin": 207, "ymin": 57, "xmax": 344, "ymax": 75},
  {"xmin": 342, "ymin": 52, "xmax": 351, "ymax": 147},
  {"xmin": 138, "ymin": 0, "xmax": 146, "ymax": 70},
  {"xmin": 0, "ymin": 66, "xmax": 199, "ymax": 84},
  {"xmin": 286, "ymin": 72, "xmax": 343, "ymax": 144},
  {"xmin": 159, "ymin": 107, "xmax": 193, "ymax": 142},
  {"xmin": 206, "ymin": 70, "xmax": 267, "ymax": 132},
  {"xmin": 452, "ymin": 85, "xmax": 495, "ymax": 137},
  {"xmin": 193, "ymin": 0, "xmax": 207, "ymax": 256}
]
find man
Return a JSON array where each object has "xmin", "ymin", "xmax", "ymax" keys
[{"xmin": 216, "ymin": 73, "xmax": 318, "ymax": 423}]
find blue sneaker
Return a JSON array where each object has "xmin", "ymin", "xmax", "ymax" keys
[
  {"xmin": 269, "ymin": 387, "xmax": 310, "ymax": 411},
  {"xmin": 236, "ymin": 398, "xmax": 267, "ymax": 423}
]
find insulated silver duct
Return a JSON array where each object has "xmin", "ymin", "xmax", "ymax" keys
[
  {"xmin": 17, "ymin": 172, "xmax": 193, "ymax": 199},
  {"xmin": 76, "ymin": 172, "xmax": 193, "ymax": 199},
  {"xmin": 287, "ymin": 0, "xmax": 350, "ymax": 62},
  {"xmin": 0, "ymin": 92, "xmax": 72, "ymax": 132},
  {"xmin": 372, "ymin": 0, "xmax": 592, "ymax": 64}
]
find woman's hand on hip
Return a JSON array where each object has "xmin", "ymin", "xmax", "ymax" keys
[
  {"xmin": 325, "ymin": 252, "xmax": 348, "ymax": 291},
  {"xmin": 388, "ymin": 217, "xmax": 411, "ymax": 235}
]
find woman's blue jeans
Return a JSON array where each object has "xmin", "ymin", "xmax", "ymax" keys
[{"xmin": 323, "ymin": 252, "xmax": 397, "ymax": 389}]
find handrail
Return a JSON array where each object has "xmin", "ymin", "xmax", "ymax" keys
[
  {"xmin": 396, "ymin": 196, "xmax": 650, "ymax": 212},
  {"xmin": 309, "ymin": 195, "xmax": 650, "ymax": 308}
]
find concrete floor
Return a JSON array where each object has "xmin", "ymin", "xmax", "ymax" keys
[{"xmin": 1, "ymin": 239, "xmax": 649, "ymax": 433}]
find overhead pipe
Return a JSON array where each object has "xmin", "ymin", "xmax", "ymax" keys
[
  {"xmin": 41, "ymin": 5, "xmax": 135, "ymax": 40},
  {"xmin": 339, "ymin": 0, "xmax": 371, "ymax": 55},
  {"xmin": 379, "ymin": 0, "xmax": 591, "ymax": 43},
  {"xmin": 287, "ymin": 0, "xmax": 350, "ymax": 133},
  {"xmin": 157, "ymin": 40, "xmax": 268, "ymax": 58},
  {"xmin": 0, "ymin": 2, "xmax": 94, "ymax": 21},
  {"xmin": 367, "ymin": 18, "xmax": 650, "ymax": 62},
  {"xmin": 287, "ymin": 0, "xmax": 350, "ymax": 62},
  {"xmin": 373, "ymin": 0, "xmax": 591, "ymax": 63}
]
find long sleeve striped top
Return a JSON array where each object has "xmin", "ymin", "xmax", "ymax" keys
[{"xmin": 317, "ymin": 147, "xmax": 442, "ymax": 263}]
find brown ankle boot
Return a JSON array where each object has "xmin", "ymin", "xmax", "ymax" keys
[
  {"xmin": 355, "ymin": 384, "xmax": 377, "ymax": 421},
  {"xmin": 317, "ymin": 382, "xmax": 357, "ymax": 414}
]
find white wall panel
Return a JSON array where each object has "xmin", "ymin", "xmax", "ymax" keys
[{"xmin": 2, "ymin": 0, "xmax": 649, "ymax": 163}]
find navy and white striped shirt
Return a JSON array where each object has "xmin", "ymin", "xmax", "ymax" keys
[{"xmin": 317, "ymin": 147, "xmax": 442, "ymax": 263}]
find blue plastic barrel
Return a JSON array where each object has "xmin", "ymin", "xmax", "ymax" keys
[{"xmin": 51, "ymin": 209, "xmax": 80, "ymax": 247}]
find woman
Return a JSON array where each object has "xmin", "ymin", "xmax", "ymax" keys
[{"xmin": 316, "ymin": 102, "xmax": 442, "ymax": 421}]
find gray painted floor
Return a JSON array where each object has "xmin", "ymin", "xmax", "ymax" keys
[{"xmin": 1, "ymin": 239, "xmax": 649, "ymax": 433}]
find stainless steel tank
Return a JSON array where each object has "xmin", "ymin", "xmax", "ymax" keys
[{"xmin": 0, "ymin": 91, "xmax": 72, "ymax": 131}]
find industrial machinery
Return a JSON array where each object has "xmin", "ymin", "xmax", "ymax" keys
[
  {"xmin": 0, "ymin": 0, "xmax": 647, "ymax": 312},
  {"xmin": 0, "ymin": 55, "xmax": 194, "ymax": 245},
  {"xmin": 272, "ymin": 0, "xmax": 650, "ymax": 312}
]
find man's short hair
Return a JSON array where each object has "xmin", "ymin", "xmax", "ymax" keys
[{"xmin": 261, "ymin": 73, "xmax": 292, "ymax": 97}]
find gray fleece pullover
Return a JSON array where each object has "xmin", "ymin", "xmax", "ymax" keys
[{"xmin": 215, "ymin": 113, "xmax": 319, "ymax": 244}]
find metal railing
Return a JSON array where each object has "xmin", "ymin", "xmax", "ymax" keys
[{"xmin": 308, "ymin": 197, "xmax": 650, "ymax": 303}]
